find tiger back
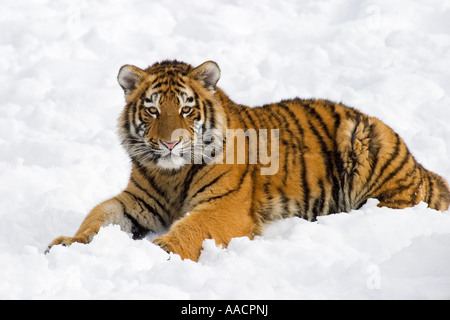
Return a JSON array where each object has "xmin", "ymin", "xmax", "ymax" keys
[{"xmin": 47, "ymin": 60, "xmax": 450, "ymax": 261}]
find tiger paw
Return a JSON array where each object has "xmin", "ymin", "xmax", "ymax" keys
[
  {"xmin": 45, "ymin": 235, "xmax": 88, "ymax": 254},
  {"xmin": 153, "ymin": 234, "xmax": 200, "ymax": 261},
  {"xmin": 152, "ymin": 235, "xmax": 176, "ymax": 255}
]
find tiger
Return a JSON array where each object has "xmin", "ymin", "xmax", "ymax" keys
[{"xmin": 47, "ymin": 59, "xmax": 450, "ymax": 261}]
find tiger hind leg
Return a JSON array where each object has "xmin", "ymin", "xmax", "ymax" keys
[
  {"xmin": 336, "ymin": 115, "xmax": 382, "ymax": 210},
  {"xmin": 336, "ymin": 114, "xmax": 450, "ymax": 211},
  {"xmin": 375, "ymin": 167, "xmax": 450, "ymax": 211},
  {"xmin": 418, "ymin": 169, "xmax": 450, "ymax": 211}
]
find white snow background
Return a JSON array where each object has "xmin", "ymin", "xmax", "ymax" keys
[{"xmin": 1, "ymin": 0, "xmax": 450, "ymax": 299}]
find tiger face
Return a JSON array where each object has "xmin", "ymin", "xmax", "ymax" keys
[{"xmin": 117, "ymin": 60, "xmax": 225, "ymax": 170}]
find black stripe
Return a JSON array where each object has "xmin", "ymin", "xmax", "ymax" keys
[
  {"xmin": 201, "ymin": 99, "xmax": 209, "ymax": 129},
  {"xmin": 130, "ymin": 176, "xmax": 169, "ymax": 217},
  {"xmin": 133, "ymin": 160, "xmax": 170, "ymax": 204},
  {"xmin": 263, "ymin": 179, "xmax": 273, "ymax": 202},
  {"xmin": 410, "ymin": 163, "xmax": 421, "ymax": 204},
  {"xmin": 124, "ymin": 213, "xmax": 151, "ymax": 240},
  {"xmin": 366, "ymin": 135, "xmax": 402, "ymax": 198},
  {"xmin": 228, "ymin": 107, "xmax": 258, "ymax": 165},
  {"xmin": 205, "ymin": 99, "xmax": 216, "ymax": 130},
  {"xmin": 123, "ymin": 102, "xmax": 134, "ymax": 133},
  {"xmin": 195, "ymin": 165, "xmax": 250, "ymax": 206},
  {"xmin": 361, "ymin": 122, "xmax": 381, "ymax": 199},
  {"xmin": 378, "ymin": 199, "xmax": 418, "ymax": 207},
  {"xmin": 260, "ymin": 179, "xmax": 273, "ymax": 221},
  {"xmin": 361, "ymin": 132, "xmax": 401, "ymax": 200},
  {"xmin": 180, "ymin": 163, "xmax": 207, "ymax": 206},
  {"xmin": 329, "ymin": 107, "xmax": 345, "ymax": 212},
  {"xmin": 307, "ymin": 118, "xmax": 333, "ymax": 183},
  {"xmin": 116, "ymin": 198, "xmax": 151, "ymax": 239},
  {"xmin": 191, "ymin": 163, "xmax": 219, "ymax": 189},
  {"xmin": 353, "ymin": 123, "xmax": 382, "ymax": 206},
  {"xmin": 270, "ymin": 106, "xmax": 296, "ymax": 185},
  {"xmin": 242, "ymin": 105, "xmax": 260, "ymax": 127},
  {"xmin": 249, "ymin": 165, "xmax": 258, "ymax": 220},
  {"xmin": 302, "ymin": 101, "xmax": 333, "ymax": 140},
  {"xmin": 124, "ymin": 190, "xmax": 167, "ymax": 228},
  {"xmin": 311, "ymin": 179, "xmax": 326, "ymax": 220},
  {"xmin": 372, "ymin": 147, "xmax": 411, "ymax": 197},
  {"xmin": 293, "ymin": 200, "xmax": 302, "ymax": 218},
  {"xmin": 173, "ymin": 80, "xmax": 186, "ymax": 89},
  {"xmin": 152, "ymin": 82, "xmax": 163, "ymax": 90},
  {"xmin": 129, "ymin": 102, "xmax": 140, "ymax": 135},
  {"xmin": 278, "ymin": 103, "xmax": 310, "ymax": 215},
  {"xmin": 347, "ymin": 117, "xmax": 361, "ymax": 196},
  {"xmin": 304, "ymin": 110, "xmax": 338, "ymax": 212},
  {"xmin": 191, "ymin": 168, "xmax": 232, "ymax": 201},
  {"xmin": 136, "ymin": 96, "xmax": 146, "ymax": 123},
  {"xmin": 329, "ymin": 103, "xmax": 341, "ymax": 135},
  {"xmin": 239, "ymin": 106, "xmax": 255, "ymax": 129},
  {"xmin": 257, "ymin": 106, "xmax": 277, "ymax": 129},
  {"xmin": 428, "ymin": 176, "xmax": 434, "ymax": 205},
  {"xmin": 277, "ymin": 187, "xmax": 290, "ymax": 218},
  {"xmin": 376, "ymin": 179, "xmax": 416, "ymax": 203}
]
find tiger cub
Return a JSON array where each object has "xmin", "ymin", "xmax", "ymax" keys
[{"xmin": 47, "ymin": 60, "xmax": 450, "ymax": 261}]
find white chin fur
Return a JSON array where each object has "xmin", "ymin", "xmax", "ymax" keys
[{"xmin": 157, "ymin": 155, "xmax": 186, "ymax": 170}]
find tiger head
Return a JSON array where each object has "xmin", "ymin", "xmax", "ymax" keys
[{"xmin": 117, "ymin": 60, "xmax": 226, "ymax": 170}]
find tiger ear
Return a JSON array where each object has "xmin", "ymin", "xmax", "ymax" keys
[
  {"xmin": 117, "ymin": 65, "xmax": 146, "ymax": 97},
  {"xmin": 190, "ymin": 61, "xmax": 221, "ymax": 91}
]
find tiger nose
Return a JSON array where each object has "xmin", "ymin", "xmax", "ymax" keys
[{"xmin": 161, "ymin": 140, "xmax": 180, "ymax": 150}]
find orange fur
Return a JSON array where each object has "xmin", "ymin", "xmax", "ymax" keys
[{"xmin": 47, "ymin": 60, "xmax": 450, "ymax": 260}]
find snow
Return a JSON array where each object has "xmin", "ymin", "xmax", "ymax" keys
[{"xmin": 1, "ymin": 0, "xmax": 450, "ymax": 300}]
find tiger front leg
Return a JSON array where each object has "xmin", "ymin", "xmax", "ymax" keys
[
  {"xmin": 46, "ymin": 197, "xmax": 125, "ymax": 253},
  {"xmin": 46, "ymin": 190, "xmax": 162, "ymax": 253},
  {"xmin": 153, "ymin": 168, "xmax": 258, "ymax": 261},
  {"xmin": 153, "ymin": 206, "xmax": 257, "ymax": 261}
]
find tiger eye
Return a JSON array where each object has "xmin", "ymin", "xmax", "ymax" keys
[
  {"xmin": 181, "ymin": 106, "xmax": 192, "ymax": 114},
  {"xmin": 147, "ymin": 106, "xmax": 158, "ymax": 115}
]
